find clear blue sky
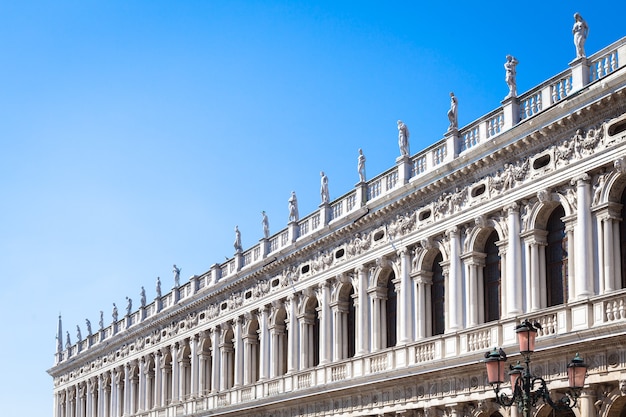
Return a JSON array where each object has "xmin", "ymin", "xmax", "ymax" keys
[{"xmin": 1, "ymin": 1, "xmax": 624, "ymax": 415}]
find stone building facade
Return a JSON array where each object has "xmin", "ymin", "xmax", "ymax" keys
[{"xmin": 49, "ymin": 32, "xmax": 626, "ymax": 417}]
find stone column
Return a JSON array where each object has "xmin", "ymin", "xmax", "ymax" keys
[
  {"xmin": 368, "ymin": 287, "xmax": 381, "ymax": 351},
  {"xmin": 115, "ymin": 367, "xmax": 124, "ymax": 417},
  {"xmin": 575, "ymin": 175, "xmax": 593, "ymax": 298},
  {"xmin": 129, "ymin": 362, "xmax": 139, "ymax": 414},
  {"xmin": 506, "ymin": 203, "xmax": 523, "ymax": 315},
  {"xmin": 143, "ymin": 356, "xmax": 154, "ymax": 410},
  {"xmin": 171, "ymin": 343, "xmax": 180, "ymax": 403},
  {"xmin": 355, "ymin": 266, "xmax": 369, "ymax": 356},
  {"xmin": 233, "ymin": 318, "xmax": 243, "ymax": 388},
  {"xmin": 298, "ymin": 313, "xmax": 308, "ymax": 369},
  {"xmin": 565, "ymin": 219, "xmax": 577, "ymax": 301},
  {"xmin": 523, "ymin": 232, "xmax": 547, "ymax": 310},
  {"xmin": 398, "ymin": 248, "xmax": 412, "ymax": 343},
  {"xmin": 578, "ymin": 389, "xmax": 597, "ymax": 417},
  {"xmin": 137, "ymin": 358, "xmax": 146, "ymax": 412},
  {"xmin": 285, "ymin": 294, "xmax": 299, "ymax": 373},
  {"xmin": 447, "ymin": 228, "xmax": 462, "ymax": 331},
  {"xmin": 318, "ymin": 281, "xmax": 331, "ymax": 365},
  {"xmin": 414, "ymin": 272, "xmax": 432, "ymax": 339},
  {"xmin": 153, "ymin": 351, "xmax": 162, "ymax": 407},
  {"xmin": 123, "ymin": 363, "xmax": 131, "ymax": 416},
  {"xmin": 258, "ymin": 306, "xmax": 270, "ymax": 381},
  {"xmin": 210, "ymin": 327, "xmax": 221, "ymax": 393},
  {"xmin": 190, "ymin": 335, "xmax": 199, "ymax": 398},
  {"xmin": 461, "ymin": 254, "xmax": 479, "ymax": 326}
]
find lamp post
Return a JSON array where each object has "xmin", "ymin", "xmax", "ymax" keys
[{"xmin": 484, "ymin": 320, "xmax": 588, "ymax": 417}]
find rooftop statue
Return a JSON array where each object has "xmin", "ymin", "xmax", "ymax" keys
[
  {"xmin": 504, "ymin": 55, "xmax": 519, "ymax": 98},
  {"xmin": 112, "ymin": 303, "xmax": 118, "ymax": 322},
  {"xmin": 99, "ymin": 311, "xmax": 103, "ymax": 330},
  {"xmin": 573, "ymin": 12, "xmax": 589, "ymax": 58},
  {"xmin": 234, "ymin": 226, "xmax": 242, "ymax": 252},
  {"xmin": 125, "ymin": 297, "xmax": 132, "ymax": 316},
  {"xmin": 173, "ymin": 264, "xmax": 181, "ymax": 287},
  {"xmin": 156, "ymin": 277, "xmax": 162, "ymax": 298},
  {"xmin": 397, "ymin": 120, "xmax": 410, "ymax": 157},
  {"xmin": 76, "ymin": 325, "xmax": 82, "ymax": 342},
  {"xmin": 65, "ymin": 331, "xmax": 71, "ymax": 350},
  {"xmin": 357, "ymin": 149, "xmax": 366, "ymax": 182},
  {"xmin": 261, "ymin": 211, "xmax": 270, "ymax": 239},
  {"xmin": 85, "ymin": 319, "xmax": 92, "ymax": 336},
  {"xmin": 288, "ymin": 191, "xmax": 299, "ymax": 222},
  {"xmin": 447, "ymin": 92, "xmax": 458, "ymax": 131},
  {"xmin": 320, "ymin": 171, "xmax": 330, "ymax": 204},
  {"xmin": 140, "ymin": 286, "xmax": 146, "ymax": 307}
]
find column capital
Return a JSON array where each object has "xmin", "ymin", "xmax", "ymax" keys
[{"xmin": 572, "ymin": 172, "xmax": 591, "ymax": 185}]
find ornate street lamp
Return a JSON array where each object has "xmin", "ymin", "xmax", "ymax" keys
[{"xmin": 484, "ymin": 320, "xmax": 588, "ymax": 417}]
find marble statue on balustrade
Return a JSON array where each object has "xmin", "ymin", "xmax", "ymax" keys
[
  {"xmin": 140, "ymin": 286, "xmax": 146, "ymax": 307},
  {"xmin": 447, "ymin": 92, "xmax": 458, "ymax": 131},
  {"xmin": 156, "ymin": 276, "xmax": 162, "ymax": 298},
  {"xmin": 99, "ymin": 311, "xmax": 104, "ymax": 330},
  {"xmin": 397, "ymin": 120, "xmax": 410, "ymax": 157},
  {"xmin": 573, "ymin": 12, "xmax": 589, "ymax": 58},
  {"xmin": 320, "ymin": 171, "xmax": 330, "ymax": 204},
  {"xmin": 65, "ymin": 331, "xmax": 71, "ymax": 350},
  {"xmin": 76, "ymin": 325, "xmax": 82, "ymax": 342},
  {"xmin": 112, "ymin": 303, "xmax": 118, "ymax": 322},
  {"xmin": 261, "ymin": 211, "xmax": 270, "ymax": 239},
  {"xmin": 85, "ymin": 319, "xmax": 92, "ymax": 336},
  {"xmin": 173, "ymin": 264, "xmax": 181, "ymax": 287},
  {"xmin": 125, "ymin": 297, "xmax": 132, "ymax": 316},
  {"xmin": 504, "ymin": 55, "xmax": 518, "ymax": 98},
  {"xmin": 288, "ymin": 191, "xmax": 299, "ymax": 222},
  {"xmin": 234, "ymin": 226, "xmax": 242, "ymax": 252},
  {"xmin": 357, "ymin": 148, "xmax": 366, "ymax": 182}
]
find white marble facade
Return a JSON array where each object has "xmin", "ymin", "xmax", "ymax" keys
[{"xmin": 49, "ymin": 34, "xmax": 626, "ymax": 417}]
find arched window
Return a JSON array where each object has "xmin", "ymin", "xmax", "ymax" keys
[
  {"xmin": 221, "ymin": 328, "xmax": 235, "ymax": 389},
  {"xmin": 432, "ymin": 253, "xmax": 445, "ymax": 336},
  {"xmin": 304, "ymin": 298, "xmax": 320, "ymax": 368},
  {"xmin": 199, "ymin": 336, "xmax": 211, "ymax": 395},
  {"xmin": 621, "ymin": 188, "xmax": 626, "ymax": 288},
  {"xmin": 484, "ymin": 231, "xmax": 501, "ymax": 322},
  {"xmin": 546, "ymin": 205, "xmax": 567, "ymax": 306},
  {"xmin": 337, "ymin": 284, "xmax": 356, "ymax": 359},
  {"xmin": 272, "ymin": 308, "xmax": 288, "ymax": 376},
  {"xmin": 244, "ymin": 319, "xmax": 260, "ymax": 384},
  {"xmin": 386, "ymin": 275, "xmax": 397, "ymax": 348}
]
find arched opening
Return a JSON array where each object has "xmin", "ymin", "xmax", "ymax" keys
[
  {"xmin": 484, "ymin": 230, "xmax": 501, "ymax": 322},
  {"xmin": 199, "ymin": 336, "xmax": 211, "ymax": 396},
  {"xmin": 432, "ymin": 252, "xmax": 445, "ymax": 336},
  {"xmin": 179, "ymin": 341, "xmax": 191, "ymax": 400},
  {"xmin": 162, "ymin": 351, "xmax": 172, "ymax": 404},
  {"xmin": 221, "ymin": 328, "xmax": 235, "ymax": 390},
  {"xmin": 244, "ymin": 319, "xmax": 260, "ymax": 384},
  {"xmin": 304, "ymin": 297, "xmax": 320, "ymax": 368},
  {"xmin": 337, "ymin": 284, "xmax": 356, "ymax": 359},
  {"xmin": 272, "ymin": 307, "xmax": 288, "ymax": 377},
  {"xmin": 546, "ymin": 205, "xmax": 567, "ymax": 306}
]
